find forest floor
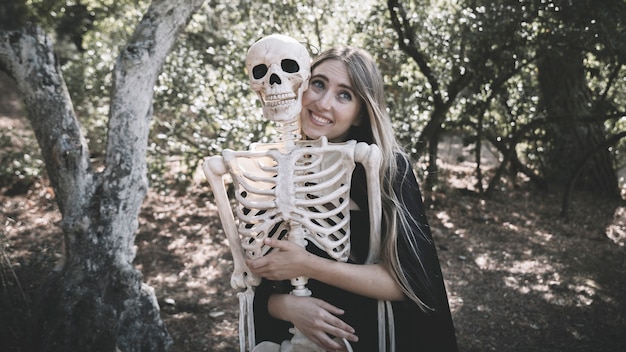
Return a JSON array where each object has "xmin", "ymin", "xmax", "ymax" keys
[
  {"xmin": 1, "ymin": 74, "xmax": 626, "ymax": 351},
  {"xmin": 2, "ymin": 171, "xmax": 626, "ymax": 352}
]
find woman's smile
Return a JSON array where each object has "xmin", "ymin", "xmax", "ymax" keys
[{"xmin": 310, "ymin": 112, "xmax": 333, "ymax": 125}]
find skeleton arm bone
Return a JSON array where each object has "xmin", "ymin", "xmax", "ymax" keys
[
  {"xmin": 203, "ymin": 156, "xmax": 261, "ymax": 289},
  {"xmin": 354, "ymin": 142, "xmax": 383, "ymax": 264}
]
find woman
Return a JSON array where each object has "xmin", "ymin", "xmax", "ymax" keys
[{"xmin": 247, "ymin": 47, "xmax": 458, "ymax": 351}]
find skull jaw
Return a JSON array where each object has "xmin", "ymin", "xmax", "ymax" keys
[{"xmin": 258, "ymin": 92, "xmax": 302, "ymax": 123}]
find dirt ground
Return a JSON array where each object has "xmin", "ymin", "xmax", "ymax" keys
[
  {"xmin": 1, "ymin": 72, "xmax": 625, "ymax": 351},
  {"xmin": 139, "ymin": 176, "xmax": 626, "ymax": 352},
  {"xmin": 2, "ymin": 165, "xmax": 625, "ymax": 352}
]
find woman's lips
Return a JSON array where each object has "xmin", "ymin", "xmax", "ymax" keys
[{"xmin": 311, "ymin": 112, "xmax": 332, "ymax": 125}]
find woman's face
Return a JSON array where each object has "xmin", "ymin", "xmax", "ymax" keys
[{"xmin": 300, "ymin": 59, "xmax": 363, "ymax": 142}]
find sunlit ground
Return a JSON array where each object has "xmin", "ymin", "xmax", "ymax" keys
[{"xmin": 1, "ymin": 134, "xmax": 624, "ymax": 352}]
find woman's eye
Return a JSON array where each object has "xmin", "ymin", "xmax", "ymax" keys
[
  {"xmin": 311, "ymin": 80, "xmax": 325, "ymax": 90},
  {"xmin": 338, "ymin": 91, "xmax": 352, "ymax": 101}
]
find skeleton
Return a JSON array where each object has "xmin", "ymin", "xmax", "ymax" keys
[{"xmin": 202, "ymin": 34, "xmax": 384, "ymax": 352}]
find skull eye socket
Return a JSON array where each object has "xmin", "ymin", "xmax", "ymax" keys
[
  {"xmin": 281, "ymin": 59, "xmax": 300, "ymax": 73},
  {"xmin": 252, "ymin": 64, "xmax": 268, "ymax": 79}
]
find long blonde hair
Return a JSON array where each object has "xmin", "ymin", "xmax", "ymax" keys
[{"xmin": 310, "ymin": 47, "xmax": 434, "ymax": 312}]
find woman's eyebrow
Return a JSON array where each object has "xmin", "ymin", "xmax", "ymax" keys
[
  {"xmin": 311, "ymin": 73, "xmax": 329, "ymax": 82},
  {"xmin": 312, "ymin": 73, "xmax": 354, "ymax": 92},
  {"xmin": 310, "ymin": 73, "xmax": 354, "ymax": 93}
]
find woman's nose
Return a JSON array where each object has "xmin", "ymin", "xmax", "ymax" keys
[{"xmin": 317, "ymin": 91, "xmax": 333, "ymax": 111}]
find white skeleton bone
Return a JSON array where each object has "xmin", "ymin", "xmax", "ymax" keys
[{"xmin": 202, "ymin": 34, "xmax": 383, "ymax": 352}]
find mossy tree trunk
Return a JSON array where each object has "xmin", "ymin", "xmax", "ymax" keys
[{"xmin": 0, "ymin": 0, "xmax": 205, "ymax": 350}]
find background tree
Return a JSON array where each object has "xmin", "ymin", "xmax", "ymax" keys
[
  {"xmin": 387, "ymin": 0, "xmax": 475, "ymax": 189},
  {"xmin": 535, "ymin": 0, "xmax": 624, "ymax": 199},
  {"xmin": 0, "ymin": 0, "xmax": 204, "ymax": 350},
  {"xmin": 385, "ymin": 0, "xmax": 625, "ymax": 204},
  {"xmin": 5, "ymin": 0, "xmax": 621, "ymax": 201}
]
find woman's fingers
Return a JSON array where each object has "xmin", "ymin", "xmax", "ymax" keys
[
  {"xmin": 317, "ymin": 299, "xmax": 346, "ymax": 317},
  {"xmin": 280, "ymin": 296, "xmax": 358, "ymax": 350},
  {"xmin": 245, "ymin": 238, "xmax": 313, "ymax": 280},
  {"xmin": 327, "ymin": 317, "xmax": 358, "ymax": 344}
]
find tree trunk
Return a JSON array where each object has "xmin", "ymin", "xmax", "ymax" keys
[
  {"xmin": 537, "ymin": 46, "xmax": 619, "ymax": 198},
  {"xmin": 0, "ymin": 0, "xmax": 205, "ymax": 350}
]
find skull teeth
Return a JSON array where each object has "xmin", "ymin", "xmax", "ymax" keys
[{"xmin": 264, "ymin": 93, "xmax": 296, "ymax": 107}]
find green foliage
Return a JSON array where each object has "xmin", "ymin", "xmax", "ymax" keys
[
  {"xmin": 145, "ymin": 0, "xmax": 383, "ymax": 191},
  {"xmin": 0, "ymin": 127, "xmax": 44, "ymax": 194},
  {"xmin": 4, "ymin": 0, "xmax": 625, "ymax": 193},
  {"xmin": 387, "ymin": 0, "xmax": 625, "ymax": 188}
]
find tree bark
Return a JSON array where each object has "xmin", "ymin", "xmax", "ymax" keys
[
  {"xmin": 538, "ymin": 46, "xmax": 620, "ymax": 198},
  {"xmin": 0, "ymin": 0, "xmax": 205, "ymax": 350}
]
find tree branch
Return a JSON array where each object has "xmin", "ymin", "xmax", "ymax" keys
[
  {"xmin": 0, "ymin": 25, "xmax": 93, "ymax": 225},
  {"xmin": 102, "ymin": 0, "xmax": 204, "ymax": 263},
  {"xmin": 387, "ymin": 0, "xmax": 444, "ymax": 107}
]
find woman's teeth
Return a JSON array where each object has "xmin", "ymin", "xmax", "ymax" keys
[{"xmin": 312, "ymin": 113, "xmax": 331, "ymax": 125}]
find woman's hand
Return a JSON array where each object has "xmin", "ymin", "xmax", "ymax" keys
[
  {"xmin": 248, "ymin": 237, "xmax": 405, "ymax": 301},
  {"xmin": 246, "ymin": 237, "xmax": 316, "ymax": 280},
  {"xmin": 268, "ymin": 294, "xmax": 358, "ymax": 351}
]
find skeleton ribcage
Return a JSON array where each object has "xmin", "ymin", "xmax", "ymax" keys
[{"xmin": 222, "ymin": 139, "xmax": 356, "ymax": 263}]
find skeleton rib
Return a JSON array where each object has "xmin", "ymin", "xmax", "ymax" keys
[
  {"xmin": 239, "ymin": 171, "xmax": 277, "ymax": 183},
  {"xmin": 234, "ymin": 192, "xmax": 275, "ymax": 210},
  {"xmin": 306, "ymin": 220, "xmax": 349, "ymax": 237},
  {"xmin": 294, "ymin": 158, "xmax": 346, "ymax": 182},
  {"xmin": 236, "ymin": 206, "xmax": 279, "ymax": 222},
  {"xmin": 296, "ymin": 185, "xmax": 350, "ymax": 207},
  {"xmin": 233, "ymin": 177, "xmax": 276, "ymax": 197},
  {"xmin": 296, "ymin": 172, "xmax": 347, "ymax": 193}
]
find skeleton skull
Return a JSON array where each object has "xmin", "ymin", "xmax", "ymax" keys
[{"xmin": 246, "ymin": 34, "xmax": 310, "ymax": 123}]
